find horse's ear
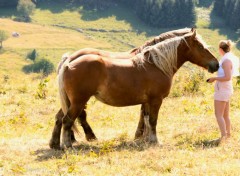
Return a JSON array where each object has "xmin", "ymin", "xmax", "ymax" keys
[
  {"xmin": 191, "ymin": 28, "xmax": 196, "ymax": 38},
  {"xmin": 144, "ymin": 51, "xmax": 150, "ymax": 59},
  {"xmin": 191, "ymin": 26, "xmax": 196, "ymax": 32},
  {"xmin": 130, "ymin": 47, "xmax": 138, "ymax": 54}
]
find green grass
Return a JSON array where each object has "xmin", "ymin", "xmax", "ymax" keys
[{"xmin": 0, "ymin": 2, "xmax": 240, "ymax": 175}]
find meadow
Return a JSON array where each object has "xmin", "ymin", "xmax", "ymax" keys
[{"xmin": 0, "ymin": 1, "xmax": 240, "ymax": 175}]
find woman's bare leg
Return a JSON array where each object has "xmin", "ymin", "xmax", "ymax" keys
[
  {"xmin": 223, "ymin": 101, "xmax": 231, "ymax": 137},
  {"xmin": 214, "ymin": 100, "xmax": 227, "ymax": 138}
]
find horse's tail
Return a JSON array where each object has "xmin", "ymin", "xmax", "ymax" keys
[
  {"xmin": 58, "ymin": 53, "xmax": 81, "ymax": 138},
  {"xmin": 57, "ymin": 52, "xmax": 70, "ymax": 74},
  {"xmin": 58, "ymin": 53, "xmax": 71, "ymax": 116}
]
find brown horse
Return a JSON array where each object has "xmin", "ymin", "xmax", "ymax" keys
[
  {"xmin": 50, "ymin": 29, "xmax": 219, "ymax": 149},
  {"xmin": 57, "ymin": 28, "xmax": 192, "ymax": 73},
  {"xmin": 53, "ymin": 28, "xmax": 192, "ymax": 145}
]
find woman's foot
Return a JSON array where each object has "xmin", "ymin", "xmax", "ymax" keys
[
  {"xmin": 210, "ymin": 136, "xmax": 228, "ymax": 146},
  {"xmin": 226, "ymin": 133, "xmax": 231, "ymax": 138}
]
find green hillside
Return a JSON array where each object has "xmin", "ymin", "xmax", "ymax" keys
[{"xmin": 0, "ymin": 1, "xmax": 240, "ymax": 175}]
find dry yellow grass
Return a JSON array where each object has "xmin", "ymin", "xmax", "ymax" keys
[
  {"xmin": 0, "ymin": 84, "xmax": 240, "ymax": 175},
  {"xmin": 0, "ymin": 18, "xmax": 111, "ymax": 50}
]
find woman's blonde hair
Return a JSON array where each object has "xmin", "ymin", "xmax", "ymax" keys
[{"xmin": 219, "ymin": 40, "xmax": 234, "ymax": 53}]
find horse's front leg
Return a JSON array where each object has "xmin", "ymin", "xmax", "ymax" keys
[
  {"xmin": 49, "ymin": 109, "xmax": 63, "ymax": 149},
  {"xmin": 144, "ymin": 100, "xmax": 162, "ymax": 143}
]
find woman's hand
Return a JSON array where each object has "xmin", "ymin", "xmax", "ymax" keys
[{"xmin": 206, "ymin": 77, "xmax": 216, "ymax": 83}]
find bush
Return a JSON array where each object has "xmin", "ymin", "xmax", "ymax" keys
[
  {"xmin": 26, "ymin": 49, "xmax": 37, "ymax": 62},
  {"xmin": 35, "ymin": 78, "xmax": 49, "ymax": 99},
  {"xmin": 183, "ymin": 71, "xmax": 205, "ymax": 94},
  {"xmin": 0, "ymin": 30, "xmax": 9, "ymax": 49},
  {"xmin": 23, "ymin": 58, "xmax": 55, "ymax": 76},
  {"xmin": 236, "ymin": 76, "xmax": 240, "ymax": 86},
  {"xmin": 170, "ymin": 69, "xmax": 206, "ymax": 97},
  {"xmin": 17, "ymin": 0, "xmax": 36, "ymax": 22}
]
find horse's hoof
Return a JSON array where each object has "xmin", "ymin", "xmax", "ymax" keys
[
  {"xmin": 61, "ymin": 144, "xmax": 74, "ymax": 151},
  {"xmin": 149, "ymin": 140, "xmax": 160, "ymax": 145},
  {"xmin": 144, "ymin": 134, "xmax": 158, "ymax": 144},
  {"xmin": 71, "ymin": 138, "xmax": 77, "ymax": 144},
  {"xmin": 86, "ymin": 134, "xmax": 97, "ymax": 141},
  {"xmin": 49, "ymin": 140, "xmax": 61, "ymax": 150},
  {"xmin": 134, "ymin": 133, "xmax": 144, "ymax": 141}
]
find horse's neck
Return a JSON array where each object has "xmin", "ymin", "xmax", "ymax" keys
[
  {"xmin": 175, "ymin": 59, "xmax": 186, "ymax": 73},
  {"xmin": 174, "ymin": 44, "xmax": 189, "ymax": 74}
]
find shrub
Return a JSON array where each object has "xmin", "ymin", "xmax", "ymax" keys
[
  {"xmin": 170, "ymin": 69, "xmax": 206, "ymax": 97},
  {"xmin": 183, "ymin": 70, "xmax": 205, "ymax": 94},
  {"xmin": 23, "ymin": 58, "xmax": 55, "ymax": 76},
  {"xmin": 3, "ymin": 75, "xmax": 9, "ymax": 82},
  {"xmin": 0, "ymin": 30, "xmax": 9, "ymax": 49},
  {"xmin": 26, "ymin": 49, "xmax": 37, "ymax": 62},
  {"xmin": 35, "ymin": 78, "xmax": 49, "ymax": 99},
  {"xmin": 236, "ymin": 76, "xmax": 240, "ymax": 86}
]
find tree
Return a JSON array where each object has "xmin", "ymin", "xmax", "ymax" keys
[
  {"xmin": 17, "ymin": 0, "xmax": 36, "ymax": 22},
  {"xmin": 134, "ymin": 0, "xmax": 196, "ymax": 28},
  {"xmin": 213, "ymin": 0, "xmax": 225, "ymax": 16},
  {"xmin": 0, "ymin": 30, "xmax": 9, "ymax": 49},
  {"xmin": 213, "ymin": 0, "xmax": 240, "ymax": 31},
  {"xmin": 185, "ymin": 0, "xmax": 196, "ymax": 27},
  {"xmin": 0, "ymin": 0, "xmax": 18, "ymax": 7},
  {"xmin": 230, "ymin": 0, "xmax": 240, "ymax": 30}
]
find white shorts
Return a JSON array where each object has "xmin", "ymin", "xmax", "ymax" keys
[{"xmin": 214, "ymin": 81, "xmax": 233, "ymax": 102}]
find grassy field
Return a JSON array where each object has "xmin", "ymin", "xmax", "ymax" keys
[{"xmin": 0, "ymin": 1, "xmax": 240, "ymax": 175}]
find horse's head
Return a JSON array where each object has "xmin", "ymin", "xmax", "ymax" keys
[{"xmin": 182, "ymin": 28, "xmax": 219, "ymax": 73}]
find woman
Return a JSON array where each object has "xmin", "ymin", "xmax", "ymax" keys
[{"xmin": 207, "ymin": 40, "xmax": 239, "ymax": 143}]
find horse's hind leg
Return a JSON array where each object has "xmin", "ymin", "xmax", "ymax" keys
[
  {"xmin": 70, "ymin": 127, "xmax": 77, "ymax": 143},
  {"xmin": 135, "ymin": 105, "xmax": 145, "ymax": 139},
  {"xmin": 62, "ymin": 104, "xmax": 84, "ymax": 148},
  {"xmin": 77, "ymin": 108, "xmax": 97, "ymax": 141},
  {"xmin": 49, "ymin": 109, "xmax": 63, "ymax": 149}
]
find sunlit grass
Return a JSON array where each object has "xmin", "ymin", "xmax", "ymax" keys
[
  {"xmin": 196, "ymin": 7, "xmax": 211, "ymax": 28},
  {"xmin": 0, "ymin": 18, "xmax": 110, "ymax": 50}
]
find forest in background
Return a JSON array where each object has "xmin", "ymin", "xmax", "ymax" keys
[
  {"xmin": 213, "ymin": 0, "xmax": 240, "ymax": 30},
  {"xmin": 1, "ymin": 0, "xmax": 240, "ymax": 30}
]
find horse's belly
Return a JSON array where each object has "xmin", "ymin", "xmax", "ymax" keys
[{"xmin": 94, "ymin": 91, "xmax": 147, "ymax": 107}]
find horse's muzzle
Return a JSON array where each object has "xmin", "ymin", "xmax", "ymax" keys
[{"xmin": 208, "ymin": 60, "xmax": 219, "ymax": 73}]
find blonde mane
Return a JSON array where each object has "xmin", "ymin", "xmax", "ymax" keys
[{"xmin": 133, "ymin": 36, "xmax": 185, "ymax": 77}]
